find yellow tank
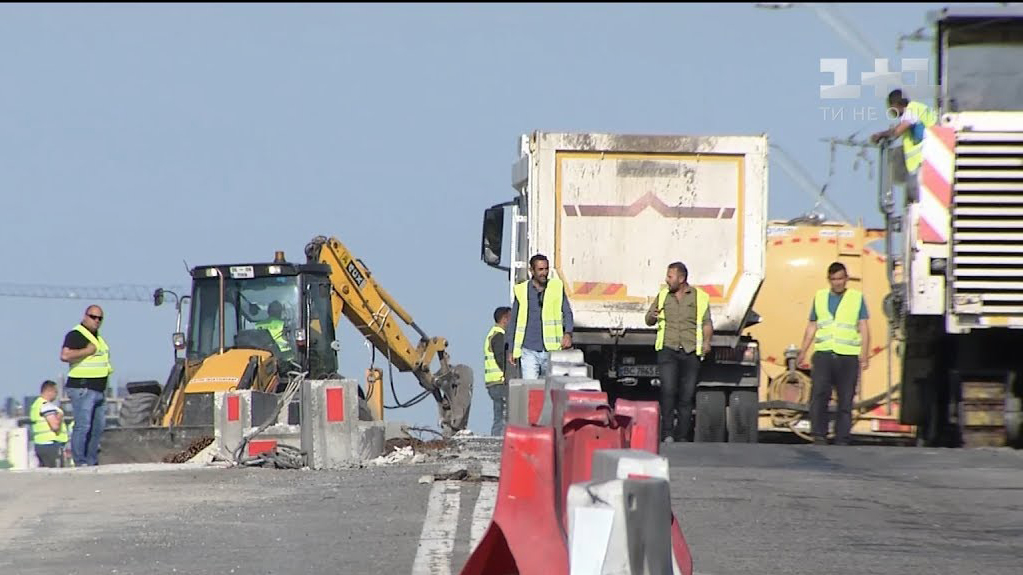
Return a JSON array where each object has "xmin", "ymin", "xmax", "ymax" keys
[{"xmin": 746, "ymin": 218, "xmax": 914, "ymax": 443}]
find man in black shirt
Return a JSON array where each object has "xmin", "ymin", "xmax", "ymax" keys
[{"xmin": 60, "ymin": 305, "xmax": 114, "ymax": 466}]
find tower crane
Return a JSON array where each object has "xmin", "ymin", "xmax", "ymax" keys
[{"xmin": 0, "ymin": 282, "xmax": 188, "ymax": 304}]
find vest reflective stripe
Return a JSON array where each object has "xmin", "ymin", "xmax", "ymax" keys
[
  {"xmin": 483, "ymin": 325, "xmax": 505, "ymax": 385},
  {"xmin": 654, "ymin": 286, "xmax": 710, "ymax": 356},
  {"xmin": 30, "ymin": 396, "xmax": 68, "ymax": 445},
  {"xmin": 256, "ymin": 319, "xmax": 291, "ymax": 352},
  {"xmin": 813, "ymin": 288, "xmax": 863, "ymax": 355},
  {"xmin": 67, "ymin": 325, "xmax": 113, "ymax": 378},
  {"xmin": 511, "ymin": 277, "xmax": 565, "ymax": 358},
  {"xmin": 902, "ymin": 101, "xmax": 936, "ymax": 173}
]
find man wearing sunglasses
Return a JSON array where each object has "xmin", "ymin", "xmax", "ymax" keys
[{"xmin": 60, "ymin": 305, "xmax": 114, "ymax": 466}]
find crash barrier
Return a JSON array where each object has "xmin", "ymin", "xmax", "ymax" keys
[
  {"xmin": 213, "ymin": 390, "xmax": 285, "ymax": 460},
  {"xmin": 460, "ymin": 387, "xmax": 694, "ymax": 575},
  {"xmin": 507, "ymin": 379, "xmax": 545, "ymax": 427},
  {"xmin": 300, "ymin": 379, "xmax": 385, "ymax": 469}
]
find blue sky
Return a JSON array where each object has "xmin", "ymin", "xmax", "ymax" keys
[{"xmin": 0, "ymin": 3, "xmax": 960, "ymax": 432}]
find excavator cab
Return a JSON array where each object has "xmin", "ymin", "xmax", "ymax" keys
[{"xmin": 152, "ymin": 255, "xmax": 341, "ymax": 427}]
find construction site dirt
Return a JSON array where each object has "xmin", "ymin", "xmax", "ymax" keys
[{"xmin": 1, "ymin": 441, "xmax": 1021, "ymax": 575}]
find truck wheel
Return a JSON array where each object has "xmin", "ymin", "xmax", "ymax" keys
[
  {"xmin": 727, "ymin": 390, "xmax": 759, "ymax": 443},
  {"xmin": 694, "ymin": 389, "xmax": 726, "ymax": 442},
  {"xmin": 118, "ymin": 392, "xmax": 159, "ymax": 427}
]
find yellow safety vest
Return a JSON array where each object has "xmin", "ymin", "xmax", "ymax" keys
[
  {"xmin": 901, "ymin": 100, "xmax": 937, "ymax": 173},
  {"xmin": 255, "ymin": 318, "xmax": 291, "ymax": 353},
  {"xmin": 654, "ymin": 286, "xmax": 710, "ymax": 356},
  {"xmin": 67, "ymin": 324, "xmax": 113, "ymax": 379},
  {"xmin": 483, "ymin": 325, "xmax": 505, "ymax": 385},
  {"xmin": 813, "ymin": 288, "xmax": 863, "ymax": 356},
  {"xmin": 511, "ymin": 277, "xmax": 565, "ymax": 358},
  {"xmin": 30, "ymin": 396, "xmax": 69, "ymax": 445}
]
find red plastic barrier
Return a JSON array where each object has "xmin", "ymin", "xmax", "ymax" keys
[
  {"xmin": 614, "ymin": 399, "xmax": 661, "ymax": 455},
  {"xmin": 672, "ymin": 515, "xmax": 695, "ymax": 575},
  {"xmin": 459, "ymin": 425, "xmax": 569, "ymax": 575}
]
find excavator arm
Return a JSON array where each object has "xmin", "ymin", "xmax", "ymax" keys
[{"xmin": 304, "ymin": 235, "xmax": 473, "ymax": 435}]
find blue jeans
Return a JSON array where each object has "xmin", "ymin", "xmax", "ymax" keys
[
  {"xmin": 68, "ymin": 387, "xmax": 106, "ymax": 466},
  {"xmin": 487, "ymin": 384, "xmax": 508, "ymax": 436},
  {"xmin": 519, "ymin": 348, "xmax": 550, "ymax": 380}
]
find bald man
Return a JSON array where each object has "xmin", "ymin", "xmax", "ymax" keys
[{"xmin": 60, "ymin": 304, "xmax": 114, "ymax": 466}]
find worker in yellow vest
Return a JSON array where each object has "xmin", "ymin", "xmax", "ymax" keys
[
  {"xmin": 870, "ymin": 88, "xmax": 938, "ymax": 202},
  {"xmin": 29, "ymin": 380, "xmax": 69, "ymax": 468},
  {"xmin": 483, "ymin": 306, "xmax": 512, "ymax": 436},
  {"xmin": 796, "ymin": 262, "xmax": 871, "ymax": 446},
  {"xmin": 60, "ymin": 304, "xmax": 114, "ymax": 466},
  {"xmin": 506, "ymin": 254, "xmax": 574, "ymax": 380},
  {"xmin": 254, "ymin": 300, "xmax": 293, "ymax": 358},
  {"xmin": 645, "ymin": 262, "xmax": 713, "ymax": 443}
]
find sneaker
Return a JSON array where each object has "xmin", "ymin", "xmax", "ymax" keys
[{"xmin": 812, "ymin": 437, "xmax": 828, "ymax": 446}]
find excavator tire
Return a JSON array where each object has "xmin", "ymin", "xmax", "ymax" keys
[{"xmin": 118, "ymin": 392, "xmax": 159, "ymax": 427}]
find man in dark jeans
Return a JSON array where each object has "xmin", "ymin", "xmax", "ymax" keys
[
  {"xmin": 796, "ymin": 262, "xmax": 870, "ymax": 445},
  {"xmin": 60, "ymin": 305, "xmax": 114, "ymax": 466},
  {"xmin": 645, "ymin": 262, "xmax": 713, "ymax": 442}
]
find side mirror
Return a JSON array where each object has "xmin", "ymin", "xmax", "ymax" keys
[
  {"xmin": 153, "ymin": 288, "xmax": 164, "ymax": 307},
  {"xmin": 172, "ymin": 332, "xmax": 186, "ymax": 350},
  {"xmin": 481, "ymin": 206, "xmax": 505, "ymax": 267}
]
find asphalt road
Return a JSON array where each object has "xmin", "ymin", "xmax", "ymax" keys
[{"xmin": 1, "ymin": 441, "xmax": 1020, "ymax": 575}]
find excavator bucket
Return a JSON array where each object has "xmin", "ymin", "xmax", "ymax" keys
[{"xmin": 439, "ymin": 364, "xmax": 474, "ymax": 436}]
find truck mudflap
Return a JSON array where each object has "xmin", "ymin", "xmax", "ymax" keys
[{"xmin": 98, "ymin": 426, "xmax": 214, "ymax": 464}]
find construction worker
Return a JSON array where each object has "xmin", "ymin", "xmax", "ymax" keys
[
  {"xmin": 645, "ymin": 262, "xmax": 713, "ymax": 443},
  {"xmin": 29, "ymin": 380, "xmax": 69, "ymax": 468},
  {"xmin": 795, "ymin": 262, "xmax": 871, "ymax": 446},
  {"xmin": 255, "ymin": 300, "xmax": 292, "ymax": 356},
  {"xmin": 506, "ymin": 254, "xmax": 574, "ymax": 380},
  {"xmin": 60, "ymin": 304, "xmax": 113, "ymax": 466},
  {"xmin": 870, "ymin": 88, "xmax": 937, "ymax": 202},
  {"xmin": 483, "ymin": 306, "xmax": 511, "ymax": 436}
]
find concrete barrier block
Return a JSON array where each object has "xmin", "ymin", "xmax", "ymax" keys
[
  {"xmin": 214, "ymin": 390, "xmax": 251, "ymax": 460},
  {"xmin": 243, "ymin": 423, "xmax": 302, "ymax": 458},
  {"xmin": 354, "ymin": 421, "xmax": 386, "ymax": 460},
  {"xmin": 301, "ymin": 378, "xmax": 362, "ymax": 469},
  {"xmin": 591, "ymin": 448, "xmax": 670, "ymax": 483},
  {"xmin": 567, "ymin": 477, "xmax": 674, "ymax": 575},
  {"xmin": 4, "ymin": 427, "xmax": 29, "ymax": 470},
  {"xmin": 507, "ymin": 378, "xmax": 545, "ymax": 427}
]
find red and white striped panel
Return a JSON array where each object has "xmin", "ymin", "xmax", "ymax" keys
[{"xmin": 917, "ymin": 125, "xmax": 956, "ymax": 244}]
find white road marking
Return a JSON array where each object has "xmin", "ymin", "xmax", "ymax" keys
[
  {"xmin": 411, "ymin": 479, "xmax": 462, "ymax": 575},
  {"xmin": 469, "ymin": 482, "xmax": 497, "ymax": 550}
]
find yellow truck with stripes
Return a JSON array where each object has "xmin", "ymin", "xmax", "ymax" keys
[{"xmin": 480, "ymin": 132, "xmax": 769, "ymax": 443}]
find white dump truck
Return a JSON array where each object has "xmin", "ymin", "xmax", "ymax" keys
[{"xmin": 480, "ymin": 132, "xmax": 768, "ymax": 442}]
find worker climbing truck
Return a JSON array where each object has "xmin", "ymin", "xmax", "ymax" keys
[
  {"xmin": 880, "ymin": 5, "xmax": 1023, "ymax": 448},
  {"xmin": 480, "ymin": 132, "xmax": 768, "ymax": 442}
]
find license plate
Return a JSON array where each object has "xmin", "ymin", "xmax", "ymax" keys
[{"xmin": 618, "ymin": 365, "xmax": 658, "ymax": 377}]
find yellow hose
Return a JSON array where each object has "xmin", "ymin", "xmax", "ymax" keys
[
  {"xmin": 764, "ymin": 368, "xmax": 883, "ymax": 443},
  {"xmin": 765, "ymin": 369, "xmax": 816, "ymax": 442}
]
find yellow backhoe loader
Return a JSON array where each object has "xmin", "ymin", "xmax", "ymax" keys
[{"xmin": 101, "ymin": 236, "xmax": 472, "ymax": 463}]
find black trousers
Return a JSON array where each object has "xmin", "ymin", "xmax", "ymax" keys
[
  {"xmin": 35, "ymin": 443, "xmax": 65, "ymax": 468},
  {"xmin": 810, "ymin": 351, "xmax": 860, "ymax": 444},
  {"xmin": 658, "ymin": 348, "xmax": 702, "ymax": 441}
]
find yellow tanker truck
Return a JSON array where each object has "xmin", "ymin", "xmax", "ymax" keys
[{"xmin": 748, "ymin": 216, "xmax": 915, "ymax": 444}]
